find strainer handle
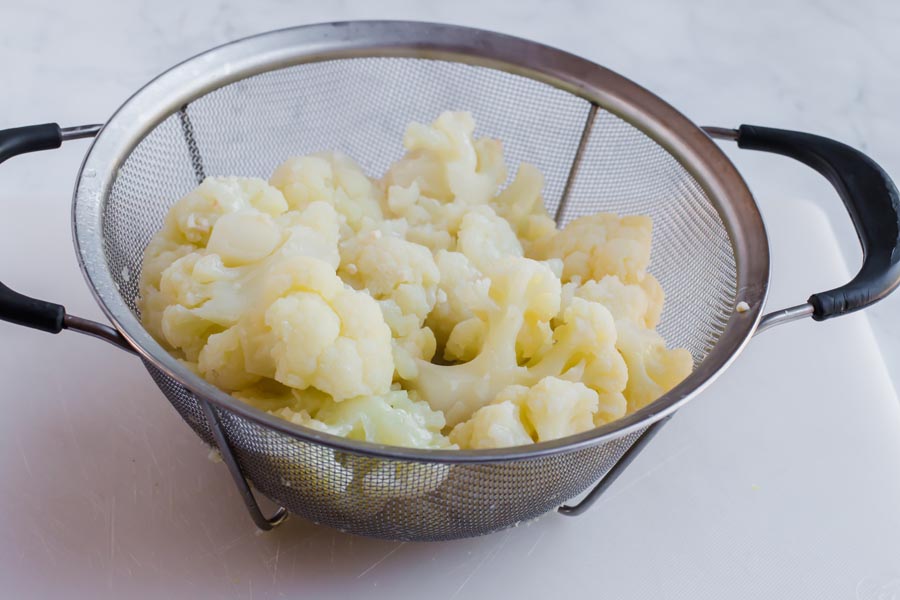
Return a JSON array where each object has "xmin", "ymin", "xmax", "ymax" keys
[
  {"xmin": 0, "ymin": 122, "xmax": 134, "ymax": 353},
  {"xmin": 711, "ymin": 125, "xmax": 900, "ymax": 329}
]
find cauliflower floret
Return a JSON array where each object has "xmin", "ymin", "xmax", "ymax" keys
[
  {"xmin": 426, "ymin": 250, "xmax": 492, "ymax": 350},
  {"xmin": 443, "ymin": 316, "xmax": 484, "ymax": 363},
  {"xmin": 248, "ymin": 256, "xmax": 394, "ymax": 402},
  {"xmin": 615, "ymin": 319, "xmax": 694, "ymax": 413},
  {"xmin": 379, "ymin": 112, "xmax": 511, "ymax": 253},
  {"xmin": 278, "ymin": 390, "xmax": 451, "ymax": 449},
  {"xmin": 273, "ymin": 200, "xmax": 342, "ymax": 268},
  {"xmin": 409, "ymin": 257, "xmax": 560, "ymax": 426},
  {"xmin": 242, "ymin": 383, "xmax": 450, "ymax": 449},
  {"xmin": 164, "ymin": 176, "xmax": 288, "ymax": 246},
  {"xmin": 490, "ymin": 163, "xmax": 557, "ymax": 251},
  {"xmin": 560, "ymin": 274, "xmax": 664, "ymax": 330},
  {"xmin": 139, "ymin": 177, "xmax": 289, "ymax": 339},
  {"xmin": 456, "ymin": 206, "xmax": 524, "ymax": 274},
  {"xmin": 449, "ymin": 400, "xmax": 533, "ymax": 449},
  {"xmin": 383, "ymin": 111, "xmax": 506, "ymax": 206},
  {"xmin": 197, "ymin": 326, "xmax": 261, "ymax": 391},
  {"xmin": 206, "ymin": 210, "xmax": 282, "ymax": 267},
  {"xmin": 530, "ymin": 213, "xmax": 653, "ymax": 284},
  {"xmin": 520, "ymin": 377, "xmax": 599, "ymax": 441},
  {"xmin": 339, "ymin": 232, "xmax": 440, "ymax": 379},
  {"xmin": 444, "ymin": 207, "xmax": 556, "ymax": 362},
  {"xmin": 142, "ymin": 201, "xmax": 343, "ymax": 361},
  {"xmin": 270, "ymin": 152, "xmax": 383, "ymax": 239},
  {"xmin": 529, "ymin": 298, "xmax": 628, "ymax": 423},
  {"xmin": 450, "ymin": 377, "xmax": 599, "ymax": 449}
]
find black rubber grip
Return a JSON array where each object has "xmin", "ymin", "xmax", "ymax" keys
[
  {"xmin": 0, "ymin": 282, "xmax": 65, "ymax": 333},
  {"xmin": 0, "ymin": 123, "xmax": 67, "ymax": 334},
  {"xmin": 0, "ymin": 123, "xmax": 62, "ymax": 165},
  {"xmin": 737, "ymin": 125, "xmax": 900, "ymax": 321}
]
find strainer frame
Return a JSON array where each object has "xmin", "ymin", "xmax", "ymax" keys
[{"xmin": 71, "ymin": 21, "xmax": 769, "ymax": 468}]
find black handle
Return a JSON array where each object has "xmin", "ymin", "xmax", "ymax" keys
[
  {"xmin": 0, "ymin": 123, "xmax": 62, "ymax": 165},
  {"xmin": 737, "ymin": 125, "xmax": 900, "ymax": 320},
  {"xmin": 0, "ymin": 123, "xmax": 67, "ymax": 333}
]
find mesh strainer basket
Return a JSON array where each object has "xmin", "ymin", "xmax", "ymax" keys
[{"xmin": 2, "ymin": 22, "xmax": 899, "ymax": 542}]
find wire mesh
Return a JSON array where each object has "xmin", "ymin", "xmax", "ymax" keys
[{"xmin": 103, "ymin": 56, "xmax": 737, "ymax": 540}]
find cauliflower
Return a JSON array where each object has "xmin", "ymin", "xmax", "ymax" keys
[
  {"xmin": 456, "ymin": 206, "xmax": 524, "ymax": 274},
  {"xmin": 275, "ymin": 390, "xmax": 451, "ymax": 449},
  {"xmin": 235, "ymin": 382, "xmax": 451, "ymax": 449},
  {"xmin": 529, "ymin": 298, "xmax": 628, "ymax": 423},
  {"xmin": 139, "ymin": 111, "xmax": 693, "ymax": 451},
  {"xmin": 448, "ymin": 400, "xmax": 533, "ymax": 449},
  {"xmin": 490, "ymin": 163, "xmax": 557, "ymax": 251},
  {"xmin": 408, "ymin": 256, "xmax": 561, "ymax": 427},
  {"xmin": 249, "ymin": 256, "xmax": 394, "ymax": 401},
  {"xmin": 529, "ymin": 213, "xmax": 654, "ymax": 284},
  {"xmin": 560, "ymin": 274, "xmax": 664, "ymax": 330},
  {"xmin": 450, "ymin": 377, "xmax": 599, "ymax": 449},
  {"xmin": 142, "ymin": 200, "xmax": 343, "ymax": 360},
  {"xmin": 383, "ymin": 111, "xmax": 506, "ymax": 206},
  {"xmin": 615, "ymin": 319, "xmax": 694, "ymax": 413},
  {"xmin": 270, "ymin": 152, "xmax": 383, "ymax": 239},
  {"xmin": 426, "ymin": 250, "xmax": 492, "ymax": 350},
  {"xmin": 164, "ymin": 176, "xmax": 288, "ymax": 246},
  {"xmin": 339, "ymin": 231, "xmax": 439, "ymax": 379}
]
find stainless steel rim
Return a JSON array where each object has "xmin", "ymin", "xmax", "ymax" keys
[{"xmin": 72, "ymin": 21, "xmax": 769, "ymax": 463}]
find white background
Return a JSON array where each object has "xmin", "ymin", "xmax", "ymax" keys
[{"xmin": 1, "ymin": 1, "xmax": 899, "ymax": 598}]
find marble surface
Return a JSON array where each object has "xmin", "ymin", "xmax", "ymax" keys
[{"xmin": 1, "ymin": 1, "xmax": 899, "ymax": 598}]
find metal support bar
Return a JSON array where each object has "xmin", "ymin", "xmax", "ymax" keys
[
  {"xmin": 555, "ymin": 103, "xmax": 598, "ymax": 223},
  {"xmin": 63, "ymin": 314, "xmax": 138, "ymax": 354},
  {"xmin": 60, "ymin": 124, "xmax": 103, "ymax": 141},
  {"xmin": 199, "ymin": 399, "xmax": 288, "ymax": 530},
  {"xmin": 755, "ymin": 302, "xmax": 814, "ymax": 335},
  {"xmin": 558, "ymin": 416, "xmax": 671, "ymax": 516}
]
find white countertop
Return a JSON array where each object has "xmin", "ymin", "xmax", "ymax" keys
[{"xmin": 1, "ymin": 1, "xmax": 899, "ymax": 598}]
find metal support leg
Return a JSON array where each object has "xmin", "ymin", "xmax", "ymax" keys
[
  {"xmin": 554, "ymin": 103, "xmax": 598, "ymax": 223},
  {"xmin": 558, "ymin": 416, "xmax": 671, "ymax": 516},
  {"xmin": 200, "ymin": 399, "xmax": 288, "ymax": 530}
]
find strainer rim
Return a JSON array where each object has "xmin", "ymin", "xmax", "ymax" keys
[{"xmin": 72, "ymin": 20, "xmax": 769, "ymax": 464}]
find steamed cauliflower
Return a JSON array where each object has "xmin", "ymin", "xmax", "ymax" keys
[
  {"xmin": 450, "ymin": 377, "xmax": 599, "ymax": 449},
  {"xmin": 339, "ymin": 230, "xmax": 440, "ymax": 379},
  {"xmin": 530, "ymin": 213, "xmax": 654, "ymax": 284},
  {"xmin": 140, "ymin": 110, "xmax": 693, "ymax": 451}
]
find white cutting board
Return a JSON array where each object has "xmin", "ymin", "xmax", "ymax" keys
[{"xmin": 0, "ymin": 191, "xmax": 898, "ymax": 599}]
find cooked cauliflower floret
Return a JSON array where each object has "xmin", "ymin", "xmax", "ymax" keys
[
  {"xmin": 409, "ymin": 256, "xmax": 561, "ymax": 427},
  {"xmin": 490, "ymin": 163, "xmax": 557, "ymax": 251},
  {"xmin": 450, "ymin": 376, "xmax": 599, "ymax": 449},
  {"xmin": 165, "ymin": 176, "xmax": 288, "ymax": 246},
  {"xmin": 253, "ymin": 256, "xmax": 394, "ymax": 401},
  {"xmin": 140, "ymin": 111, "xmax": 692, "ymax": 451},
  {"xmin": 449, "ymin": 400, "xmax": 533, "ymax": 449},
  {"xmin": 560, "ymin": 274, "xmax": 664, "ymax": 330},
  {"xmin": 615, "ymin": 319, "xmax": 694, "ymax": 413},
  {"xmin": 456, "ymin": 206, "xmax": 524, "ymax": 274},
  {"xmin": 384, "ymin": 111, "xmax": 506, "ymax": 206},
  {"xmin": 270, "ymin": 152, "xmax": 383, "ymax": 239},
  {"xmin": 340, "ymin": 232, "xmax": 439, "ymax": 379},
  {"xmin": 426, "ymin": 250, "xmax": 492, "ymax": 350},
  {"xmin": 530, "ymin": 213, "xmax": 653, "ymax": 284}
]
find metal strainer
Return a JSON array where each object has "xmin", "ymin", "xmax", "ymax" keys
[{"xmin": 2, "ymin": 22, "xmax": 899, "ymax": 541}]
